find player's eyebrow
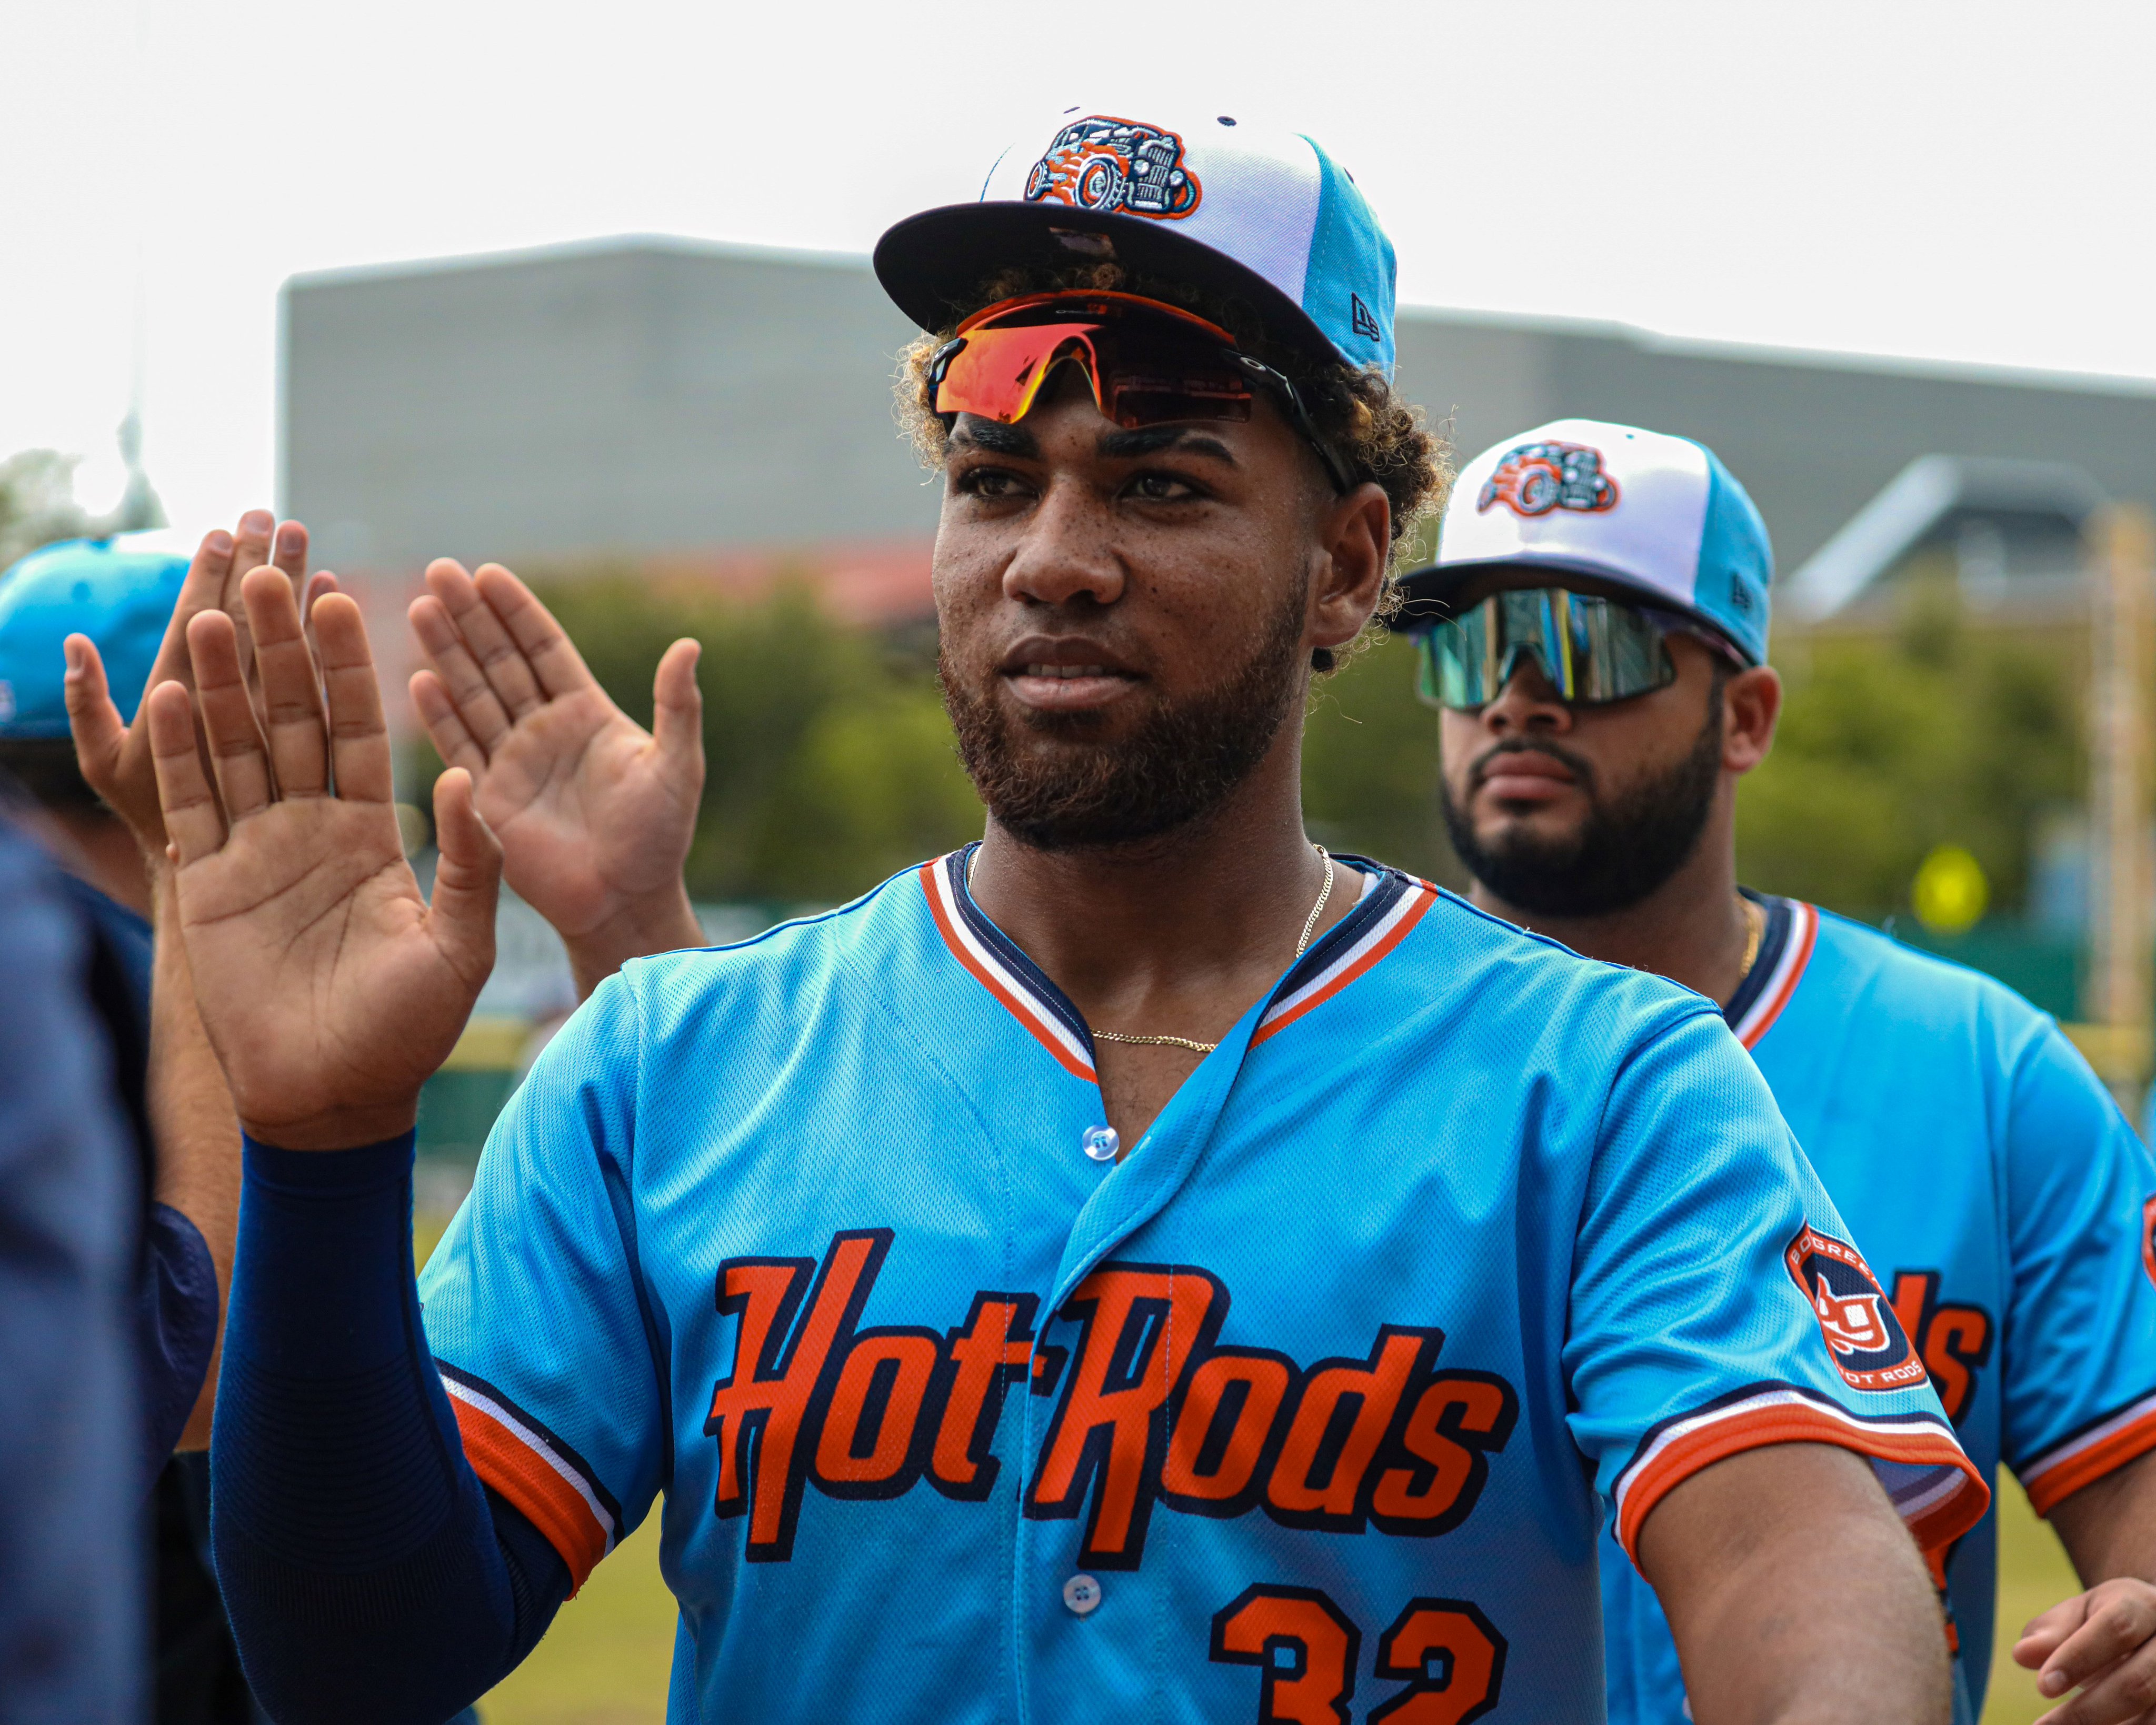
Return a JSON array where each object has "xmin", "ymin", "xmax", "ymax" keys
[
  {"xmin": 950, "ymin": 420, "xmax": 1040, "ymax": 459},
  {"xmin": 1098, "ymin": 425, "xmax": 1239, "ymax": 466}
]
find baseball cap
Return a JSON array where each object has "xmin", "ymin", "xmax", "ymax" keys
[
  {"xmin": 874, "ymin": 105, "xmax": 1398, "ymax": 377},
  {"xmin": 0, "ymin": 535, "xmax": 188, "ymax": 738},
  {"xmin": 1398, "ymin": 418, "xmax": 1774, "ymax": 666}
]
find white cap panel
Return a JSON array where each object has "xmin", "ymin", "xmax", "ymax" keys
[{"xmin": 1438, "ymin": 418, "xmax": 1712, "ymax": 611}]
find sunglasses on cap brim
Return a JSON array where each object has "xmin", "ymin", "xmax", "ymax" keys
[
  {"xmin": 927, "ymin": 291, "xmax": 1353, "ymax": 493},
  {"xmin": 1416, "ymin": 586, "xmax": 1743, "ymax": 711}
]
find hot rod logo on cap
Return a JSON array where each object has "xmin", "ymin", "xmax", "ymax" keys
[
  {"xmin": 1784, "ymin": 1225, "xmax": 1927, "ymax": 1392},
  {"xmin": 1024, "ymin": 116, "xmax": 1203, "ymax": 221},
  {"xmin": 1478, "ymin": 440, "xmax": 1620, "ymax": 520}
]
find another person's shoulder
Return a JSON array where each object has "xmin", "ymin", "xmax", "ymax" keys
[
  {"xmin": 1382, "ymin": 872, "xmax": 1726, "ymax": 1069},
  {"xmin": 602, "ymin": 859, "xmax": 939, "ymax": 1041},
  {"xmin": 1802, "ymin": 901, "xmax": 2059, "ymax": 1061}
]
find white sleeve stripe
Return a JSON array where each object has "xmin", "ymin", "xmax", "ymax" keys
[{"xmin": 442, "ymin": 1374, "xmax": 618, "ymax": 1550}]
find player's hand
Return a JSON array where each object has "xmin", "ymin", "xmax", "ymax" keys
[
  {"xmin": 2017, "ymin": 1577, "xmax": 2156, "ymax": 1724},
  {"xmin": 406, "ymin": 559, "xmax": 704, "ymax": 995},
  {"xmin": 149, "ymin": 567, "xmax": 501, "ymax": 1150},
  {"xmin": 64, "ymin": 510, "xmax": 323, "ymax": 858}
]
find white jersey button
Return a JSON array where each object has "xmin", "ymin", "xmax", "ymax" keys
[
  {"xmin": 1063, "ymin": 1573, "xmax": 1102, "ymax": 1615},
  {"xmin": 1081, "ymin": 1125, "xmax": 1119, "ymax": 1162}
]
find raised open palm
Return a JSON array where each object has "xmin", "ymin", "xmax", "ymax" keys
[
  {"xmin": 149, "ymin": 569, "xmax": 501, "ymax": 1150},
  {"xmin": 407, "ymin": 560, "xmax": 705, "ymax": 990},
  {"xmin": 64, "ymin": 510, "xmax": 317, "ymax": 853}
]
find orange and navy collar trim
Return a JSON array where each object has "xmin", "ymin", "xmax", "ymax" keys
[
  {"xmin": 1726, "ymin": 895, "xmax": 1818, "ymax": 1050},
  {"xmin": 919, "ymin": 846, "xmax": 1436, "ymax": 1079}
]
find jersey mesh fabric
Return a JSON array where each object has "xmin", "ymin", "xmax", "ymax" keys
[
  {"xmin": 421, "ymin": 861, "xmax": 1983, "ymax": 1724},
  {"xmin": 1601, "ymin": 901, "xmax": 2156, "ymax": 1723}
]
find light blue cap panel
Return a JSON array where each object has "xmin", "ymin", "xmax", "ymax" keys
[
  {"xmin": 0, "ymin": 537, "xmax": 188, "ymax": 737},
  {"xmin": 1300, "ymin": 138, "xmax": 1396, "ymax": 378},
  {"xmin": 1691, "ymin": 448, "xmax": 1774, "ymax": 665}
]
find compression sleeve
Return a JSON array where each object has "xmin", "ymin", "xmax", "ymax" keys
[
  {"xmin": 211, "ymin": 1132, "xmax": 571, "ymax": 1725},
  {"xmin": 138, "ymin": 1201, "xmax": 217, "ymax": 1472}
]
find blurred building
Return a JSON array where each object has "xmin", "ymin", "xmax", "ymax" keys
[{"xmin": 282, "ymin": 235, "xmax": 2156, "ymax": 617}]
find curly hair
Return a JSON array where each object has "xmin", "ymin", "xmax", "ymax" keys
[{"xmin": 893, "ymin": 261, "xmax": 1453, "ymax": 671}]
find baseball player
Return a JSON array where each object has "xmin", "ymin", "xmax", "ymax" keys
[
  {"xmin": 1402, "ymin": 418, "xmax": 2156, "ymax": 1724},
  {"xmin": 161, "ymin": 114, "xmax": 1985, "ymax": 1723}
]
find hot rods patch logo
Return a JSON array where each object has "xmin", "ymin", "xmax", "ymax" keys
[
  {"xmin": 1784, "ymin": 1225, "xmax": 1926, "ymax": 1392},
  {"xmin": 1478, "ymin": 441, "xmax": 1619, "ymax": 519},
  {"xmin": 1024, "ymin": 116, "xmax": 1203, "ymax": 220}
]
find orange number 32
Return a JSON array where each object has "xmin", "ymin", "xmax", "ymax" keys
[{"xmin": 1211, "ymin": 1586, "xmax": 1506, "ymax": 1724}]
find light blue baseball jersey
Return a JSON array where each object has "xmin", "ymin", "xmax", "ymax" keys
[
  {"xmin": 421, "ymin": 854, "xmax": 1984, "ymax": 1724},
  {"xmin": 1603, "ymin": 896, "xmax": 2156, "ymax": 1724}
]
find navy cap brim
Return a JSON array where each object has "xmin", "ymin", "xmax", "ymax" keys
[
  {"xmin": 1393, "ymin": 555, "xmax": 1761, "ymax": 664},
  {"xmin": 873, "ymin": 202, "xmax": 1343, "ymax": 368}
]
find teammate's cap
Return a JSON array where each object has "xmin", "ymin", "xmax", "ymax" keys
[
  {"xmin": 874, "ymin": 105, "xmax": 1398, "ymax": 378},
  {"xmin": 0, "ymin": 535, "xmax": 188, "ymax": 738},
  {"xmin": 1398, "ymin": 418, "xmax": 1774, "ymax": 666}
]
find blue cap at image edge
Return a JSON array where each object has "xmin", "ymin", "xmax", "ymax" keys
[{"xmin": 0, "ymin": 537, "xmax": 188, "ymax": 739}]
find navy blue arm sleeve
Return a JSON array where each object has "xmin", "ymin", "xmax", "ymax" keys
[
  {"xmin": 139, "ymin": 1202, "xmax": 218, "ymax": 1473},
  {"xmin": 211, "ymin": 1133, "xmax": 571, "ymax": 1725}
]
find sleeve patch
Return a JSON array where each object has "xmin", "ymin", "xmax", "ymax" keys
[
  {"xmin": 2140, "ymin": 1194, "xmax": 2156, "ymax": 1291},
  {"xmin": 1612, "ymin": 1383, "xmax": 1989, "ymax": 1560},
  {"xmin": 1784, "ymin": 1225, "xmax": 1927, "ymax": 1392},
  {"xmin": 2022, "ymin": 1388, "xmax": 2156, "ymax": 1518},
  {"xmin": 440, "ymin": 1361, "xmax": 620, "ymax": 1591}
]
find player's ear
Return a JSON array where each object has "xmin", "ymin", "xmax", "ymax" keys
[
  {"xmin": 1308, "ymin": 481, "xmax": 1391, "ymax": 658},
  {"xmin": 1722, "ymin": 664, "xmax": 1782, "ymax": 774}
]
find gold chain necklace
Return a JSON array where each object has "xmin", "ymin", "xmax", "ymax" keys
[
  {"xmin": 1092, "ymin": 845, "xmax": 1334, "ymax": 1056},
  {"xmin": 1739, "ymin": 895, "xmax": 1765, "ymax": 980}
]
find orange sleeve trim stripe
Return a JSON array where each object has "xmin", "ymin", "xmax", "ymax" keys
[
  {"xmin": 1615, "ymin": 1400, "xmax": 1989, "ymax": 1560},
  {"xmin": 1737, "ymin": 902, "xmax": 1818, "ymax": 1050},
  {"xmin": 917, "ymin": 861, "xmax": 1095, "ymax": 1081},
  {"xmin": 1252, "ymin": 881, "xmax": 1439, "ymax": 1046},
  {"xmin": 2024, "ymin": 1402, "xmax": 2156, "ymax": 1518},
  {"xmin": 450, "ymin": 1397, "xmax": 611, "ymax": 1593}
]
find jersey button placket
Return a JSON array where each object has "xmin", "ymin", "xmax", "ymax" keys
[
  {"xmin": 1062, "ymin": 1573, "xmax": 1102, "ymax": 1616},
  {"xmin": 1081, "ymin": 1125, "xmax": 1119, "ymax": 1163}
]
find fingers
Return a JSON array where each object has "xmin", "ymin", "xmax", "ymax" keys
[
  {"xmin": 652, "ymin": 637, "xmax": 705, "ymax": 782},
  {"xmin": 302, "ymin": 569, "xmax": 340, "ymax": 623},
  {"xmin": 472, "ymin": 562, "xmax": 594, "ymax": 702},
  {"xmin": 271, "ymin": 519, "xmax": 310, "ymax": 595},
  {"xmin": 310, "ymin": 594, "xmax": 395, "ymax": 805},
  {"xmin": 139, "ymin": 526, "xmax": 238, "ymax": 703},
  {"xmin": 409, "ymin": 669, "xmax": 487, "ymax": 777},
  {"xmin": 425, "ymin": 559, "xmax": 545, "ymax": 719},
  {"xmin": 2034, "ymin": 1583, "xmax": 2156, "ymax": 1721},
  {"xmin": 223, "ymin": 510, "xmax": 278, "ymax": 672},
  {"xmin": 2023, "ymin": 1596, "xmax": 2095, "ymax": 1666},
  {"xmin": 63, "ymin": 635, "xmax": 126, "ymax": 799},
  {"xmin": 407, "ymin": 589, "xmax": 512, "ymax": 753},
  {"xmin": 239, "ymin": 567, "xmax": 330, "ymax": 799},
  {"xmin": 187, "ymin": 612, "xmax": 275, "ymax": 821},
  {"xmin": 427, "ymin": 768, "xmax": 502, "ymax": 987},
  {"xmin": 146, "ymin": 682, "xmax": 227, "ymax": 865}
]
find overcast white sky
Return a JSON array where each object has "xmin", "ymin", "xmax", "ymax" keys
[{"xmin": 6, "ymin": 0, "xmax": 2154, "ymax": 540}]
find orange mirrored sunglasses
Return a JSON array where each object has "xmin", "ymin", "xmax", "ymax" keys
[{"xmin": 927, "ymin": 291, "xmax": 1349, "ymax": 490}]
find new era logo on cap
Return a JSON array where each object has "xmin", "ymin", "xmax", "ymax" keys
[
  {"xmin": 875, "ymin": 104, "xmax": 1399, "ymax": 378},
  {"xmin": 1399, "ymin": 418, "xmax": 1775, "ymax": 666}
]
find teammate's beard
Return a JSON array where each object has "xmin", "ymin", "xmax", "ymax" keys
[
  {"xmin": 1441, "ymin": 693, "xmax": 1724, "ymax": 917},
  {"xmin": 940, "ymin": 579, "xmax": 1310, "ymax": 852}
]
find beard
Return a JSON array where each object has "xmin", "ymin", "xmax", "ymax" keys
[
  {"xmin": 1441, "ymin": 696, "xmax": 1724, "ymax": 918},
  {"xmin": 940, "ymin": 581, "xmax": 1310, "ymax": 853}
]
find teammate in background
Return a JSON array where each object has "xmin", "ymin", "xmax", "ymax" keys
[
  {"xmin": 40, "ymin": 520, "xmax": 311, "ymax": 1723},
  {"xmin": 1402, "ymin": 418, "xmax": 2156, "ymax": 1725},
  {"xmin": 165, "ymin": 114, "xmax": 1984, "ymax": 1723},
  {"xmin": 0, "ymin": 807, "xmax": 145, "ymax": 1723}
]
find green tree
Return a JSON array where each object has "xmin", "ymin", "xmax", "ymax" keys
[{"xmin": 1738, "ymin": 585, "xmax": 2080, "ymax": 920}]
